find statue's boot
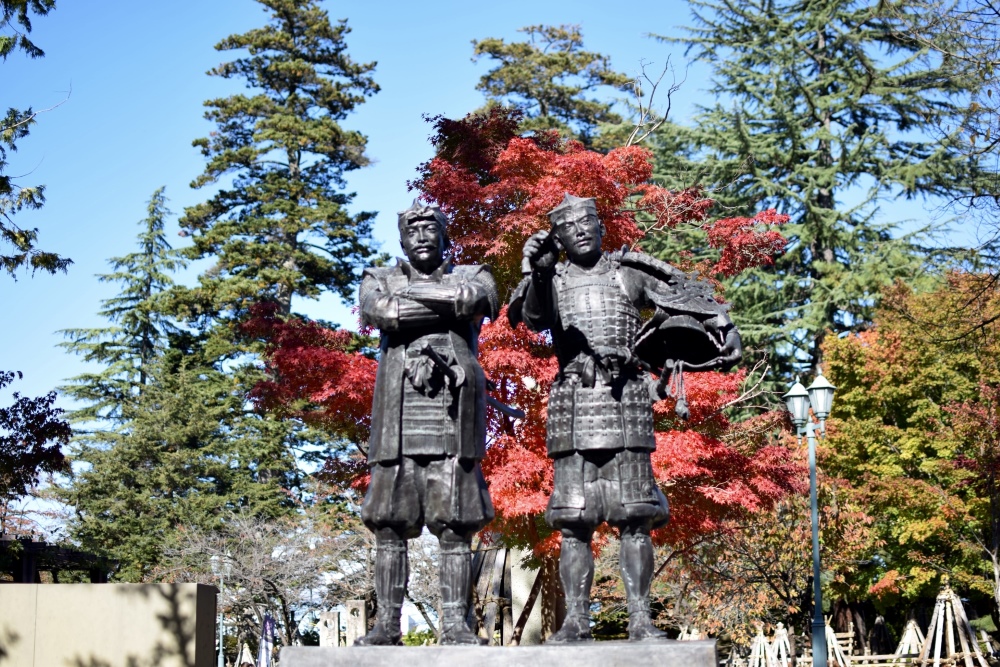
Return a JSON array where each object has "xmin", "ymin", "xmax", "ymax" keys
[
  {"xmin": 355, "ymin": 536, "xmax": 406, "ymax": 646},
  {"xmin": 438, "ymin": 537, "xmax": 487, "ymax": 645},
  {"xmin": 621, "ymin": 529, "xmax": 670, "ymax": 642},
  {"xmin": 546, "ymin": 531, "xmax": 594, "ymax": 644}
]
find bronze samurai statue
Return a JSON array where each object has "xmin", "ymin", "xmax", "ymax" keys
[
  {"xmin": 509, "ymin": 194, "xmax": 742, "ymax": 643},
  {"xmin": 357, "ymin": 201, "xmax": 498, "ymax": 645}
]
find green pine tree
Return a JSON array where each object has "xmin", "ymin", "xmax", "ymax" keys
[
  {"xmin": 58, "ymin": 191, "xmax": 300, "ymax": 580},
  {"xmin": 173, "ymin": 0, "xmax": 379, "ymax": 341},
  {"xmin": 59, "ymin": 188, "xmax": 183, "ymax": 425},
  {"xmin": 648, "ymin": 0, "xmax": 980, "ymax": 376},
  {"xmin": 1, "ymin": 0, "xmax": 71, "ymax": 278},
  {"xmin": 166, "ymin": 0, "xmax": 378, "ymax": 494},
  {"xmin": 165, "ymin": 0, "xmax": 381, "ymax": 496},
  {"xmin": 63, "ymin": 342, "xmax": 298, "ymax": 582},
  {"xmin": 473, "ymin": 24, "xmax": 632, "ymax": 147}
]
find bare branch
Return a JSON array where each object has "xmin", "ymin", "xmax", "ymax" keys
[
  {"xmin": 714, "ymin": 358, "xmax": 774, "ymax": 422},
  {"xmin": 157, "ymin": 503, "xmax": 376, "ymax": 647},
  {"xmin": 0, "ymin": 85, "xmax": 72, "ymax": 135},
  {"xmin": 625, "ymin": 58, "xmax": 683, "ymax": 147}
]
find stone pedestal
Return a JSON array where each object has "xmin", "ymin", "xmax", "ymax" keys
[
  {"xmin": 344, "ymin": 600, "xmax": 368, "ymax": 645},
  {"xmin": 509, "ymin": 548, "xmax": 542, "ymax": 645},
  {"xmin": 280, "ymin": 640, "xmax": 717, "ymax": 667},
  {"xmin": 0, "ymin": 583, "xmax": 216, "ymax": 667}
]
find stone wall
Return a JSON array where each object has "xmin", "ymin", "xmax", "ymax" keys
[{"xmin": 0, "ymin": 583, "xmax": 216, "ymax": 667}]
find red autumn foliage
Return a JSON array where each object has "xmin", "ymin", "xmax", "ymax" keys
[
  {"xmin": 707, "ymin": 208, "xmax": 788, "ymax": 278},
  {"xmin": 249, "ymin": 107, "xmax": 799, "ymax": 554},
  {"xmin": 244, "ymin": 302, "xmax": 376, "ymax": 449},
  {"xmin": 949, "ymin": 382, "xmax": 1000, "ymax": 489}
]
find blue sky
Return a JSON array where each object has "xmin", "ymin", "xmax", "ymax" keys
[
  {"xmin": 2, "ymin": 0, "xmax": 706, "ymax": 405},
  {"xmin": 1, "ymin": 0, "xmax": 950, "ymax": 408}
]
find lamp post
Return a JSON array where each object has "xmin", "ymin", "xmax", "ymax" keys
[
  {"xmin": 783, "ymin": 372, "xmax": 836, "ymax": 667},
  {"xmin": 210, "ymin": 554, "xmax": 232, "ymax": 667}
]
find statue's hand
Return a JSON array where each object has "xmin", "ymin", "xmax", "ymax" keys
[
  {"xmin": 454, "ymin": 281, "xmax": 485, "ymax": 319},
  {"xmin": 367, "ymin": 295, "xmax": 400, "ymax": 331},
  {"xmin": 680, "ymin": 327, "xmax": 743, "ymax": 372},
  {"xmin": 523, "ymin": 231, "xmax": 558, "ymax": 272}
]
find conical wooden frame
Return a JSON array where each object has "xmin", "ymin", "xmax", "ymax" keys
[
  {"xmin": 771, "ymin": 622, "xmax": 792, "ymax": 667},
  {"xmin": 749, "ymin": 624, "xmax": 777, "ymax": 667},
  {"xmin": 896, "ymin": 618, "xmax": 926, "ymax": 658},
  {"xmin": 918, "ymin": 580, "xmax": 989, "ymax": 667}
]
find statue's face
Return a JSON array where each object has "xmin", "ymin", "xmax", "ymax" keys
[
  {"xmin": 400, "ymin": 216, "xmax": 445, "ymax": 273},
  {"xmin": 553, "ymin": 211, "xmax": 604, "ymax": 266}
]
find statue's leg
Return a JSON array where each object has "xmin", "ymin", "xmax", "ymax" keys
[
  {"xmin": 436, "ymin": 527, "xmax": 487, "ymax": 645},
  {"xmin": 355, "ymin": 527, "xmax": 408, "ymax": 646},
  {"xmin": 620, "ymin": 525, "xmax": 669, "ymax": 641},
  {"xmin": 546, "ymin": 525, "xmax": 595, "ymax": 643}
]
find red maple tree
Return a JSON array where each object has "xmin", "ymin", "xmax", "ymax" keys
[{"xmin": 249, "ymin": 107, "xmax": 798, "ymax": 557}]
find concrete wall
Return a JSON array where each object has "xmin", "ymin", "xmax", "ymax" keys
[{"xmin": 0, "ymin": 583, "xmax": 217, "ymax": 667}]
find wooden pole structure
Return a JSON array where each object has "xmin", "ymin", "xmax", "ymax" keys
[
  {"xmin": 771, "ymin": 622, "xmax": 792, "ymax": 667},
  {"xmin": 896, "ymin": 618, "xmax": 926, "ymax": 658},
  {"xmin": 749, "ymin": 624, "xmax": 777, "ymax": 667},
  {"xmin": 825, "ymin": 620, "xmax": 850, "ymax": 667},
  {"xmin": 918, "ymin": 578, "xmax": 989, "ymax": 667}
]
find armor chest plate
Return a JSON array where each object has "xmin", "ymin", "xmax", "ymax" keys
[
  {"xmin": 555, "ymin": 268, "xmax": 640, "ymax": 350},
  {"xmin": 400, "ymin": 332, "xmax": 458, "ymax": 456}
]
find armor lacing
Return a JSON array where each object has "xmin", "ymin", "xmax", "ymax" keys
[{"xmin": 627, "ymin": 599, "xmax": 651, "ymax": 615}]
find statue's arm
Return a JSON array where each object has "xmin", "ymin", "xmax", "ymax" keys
[
  {"xmin": 395, "ymin": 265, "xmax": 499, "ymax": 326},
  {"xmin": 508, "ymin": 232, "xmax": 557, "ymax": 331},
  {"xmin": 359, "ymin": 273, "xmax": 442, "ymax": 332},
  {"xmin": 713, "ymin": 323, "xmax": 743, "ymax": 372},
  {"xmin": 508, "ymin": 268, "xmax": 558, "ymax": 332}
]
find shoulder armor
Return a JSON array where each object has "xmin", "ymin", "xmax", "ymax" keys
[
  {"xmin": 620, "ymin": 251, "xmax": 685, "ymax": 280},
  {"xmin": 361, "ymin": 264, "xmax": 398, "ymax": 283},
  {"xmin": 360, "ymin": 265, "xmax": 397, "ymax": 295},
  {"xmin": 607, "ymin": 247, "xmax": 629, "ymax": 267},
  {"xmin": 450, "ymin": 263, "xmax": 499, "ymax": 321},
  {"xmin": 451, "ymin": 263, "xmax": 489, "ymax": 280},
  {"xmin": 622, "ymin": 251, "xmax": 729, "ymax": 317}
]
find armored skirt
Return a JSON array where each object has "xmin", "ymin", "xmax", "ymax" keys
[
  {"xmin": 545, "ymin": 375, "xmax": 669, "ymax": 530},
  {"xmin": 362, "ymin": 455, "xmax": 493, "ymax": 539},
  {"xmin": 546, "ymin": 375, "xmax": 656, "ymax": 455},
  {"xmin": 362, "ymin": 325, "xmax": 494, "ymax": 539}
]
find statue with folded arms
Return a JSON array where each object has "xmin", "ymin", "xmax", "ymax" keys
[{"xmin": 356, "ymin": 200, "xmax": 498, "ymax": 646}]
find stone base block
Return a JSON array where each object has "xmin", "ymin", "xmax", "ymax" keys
[
  {"xmin": 0, "ymin": 583, "xmax": 217, "ymax": 667},
  {"xmin": 280, "ymin": 640, "xmax": 717, "ymax": 667}
]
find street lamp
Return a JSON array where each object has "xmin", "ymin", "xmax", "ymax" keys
[
  {"xmin": 784, "ymin": 371, "xmax": 836, "ymax": 667},
  {"xmin": 210, "ymin": 554, "xmax": 232, "ymax": 667}
]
